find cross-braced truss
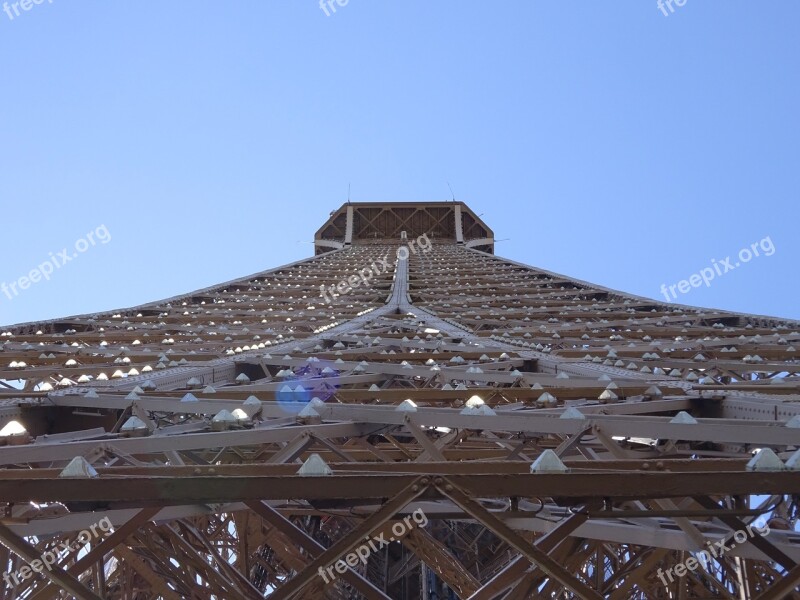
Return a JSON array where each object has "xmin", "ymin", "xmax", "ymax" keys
[{"xmin": 0, "ymin": 202, "xmax": 799, "ymax": 599}]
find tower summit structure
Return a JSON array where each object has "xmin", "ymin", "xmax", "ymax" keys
[{"xmin": 0, "ymin": 202, "xmax": 798, "ymax": 599}]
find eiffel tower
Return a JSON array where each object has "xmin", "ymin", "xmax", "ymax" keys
[{"xmin": 0, "ymin": 201, "xmax": 798, "ymax": 600}]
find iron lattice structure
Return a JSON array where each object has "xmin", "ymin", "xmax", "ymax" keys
[{"xmin": 0, "ymin": 201, "xmax": 799, "ymax": 600}]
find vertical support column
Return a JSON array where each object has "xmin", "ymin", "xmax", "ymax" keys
[
  {"xmin": 454, "ymin": 204, "xmax": 464, "ymax": 244},
  {"xmin": 345, "ymin": 205, "xmax": 354, "ymax": 245}
]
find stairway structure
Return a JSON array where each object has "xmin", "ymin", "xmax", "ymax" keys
[{"xmin": 0, "ymin": 201, "xmax": 799, "ymax": 599}]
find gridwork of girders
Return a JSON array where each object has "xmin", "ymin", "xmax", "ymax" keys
[{"xmin": 0, "ymin": 202, "xmax": 799, "ymax": 600}]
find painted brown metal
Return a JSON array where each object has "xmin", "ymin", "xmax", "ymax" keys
[{"xmin": 0, "ymin": 202, "xmax": 799, "ymax": 599}]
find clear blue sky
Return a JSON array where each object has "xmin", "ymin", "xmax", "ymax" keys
[{"xmin": 1, "ymin": 1, "xmax": 798, "ymax": 326}]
